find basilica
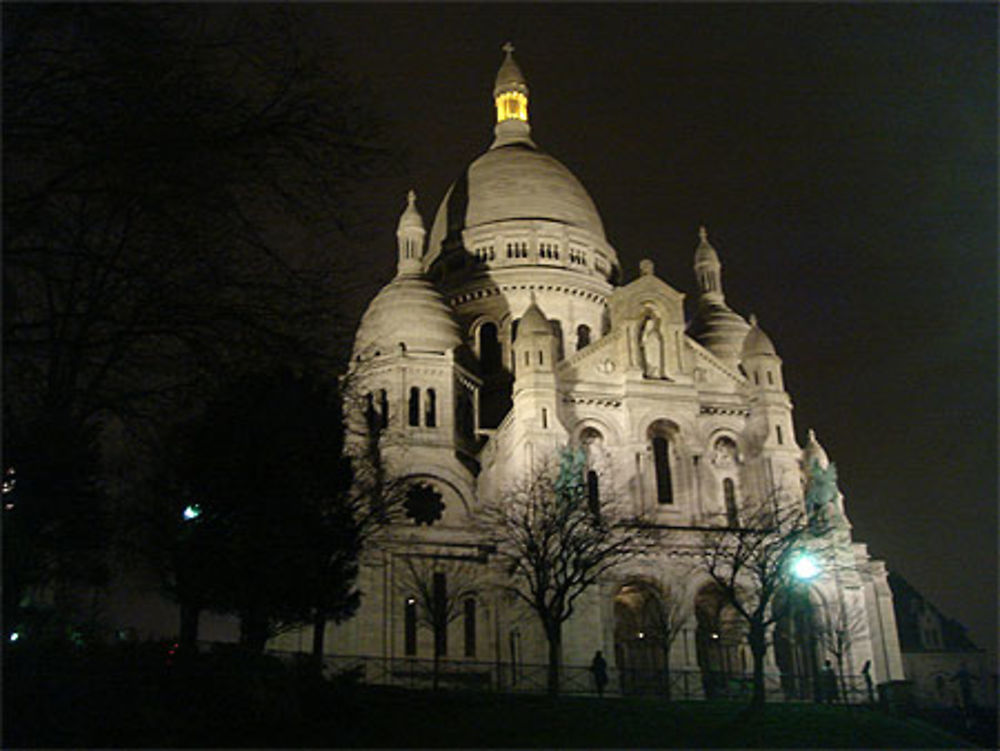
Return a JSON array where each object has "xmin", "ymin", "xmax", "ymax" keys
[{"xmin": 276, "ymin": 46, "xmax": 905, "ymax": 697}]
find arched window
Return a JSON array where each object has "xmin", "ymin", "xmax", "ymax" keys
[
  {"xmin": 550, "ymin": 320, "xmax": 564, "ymax": 360},
  {"xmin": 587, "ymin": 469, "xmax": 600, "ymax": 518},
  {"xmin": 479, "ymin": 322, "xmax": 501, "ymax": 374},
  {"xmin": 538, "ymin": 350, "xmax": 544, "ymax": 365},
  {"xmin": 464, "ymin": 598, "xmax": 476, "ymax": 657},
  {"xmin": 433, "ymin": 572, "xmax": 447, "ymax": 657},
  {"xmin": 723, "ymin": 478, "xmax": 738, "ymax": 526},
  {"xmin": 576, "ymin": 324, "xmax": 591, "ymax": 350},
  {"xmin": 652, "ymin": 435, "xmax": 673, "ymax": 505},
  {"xmin": 425, "ymin": 388, "xmax": 436, "ymax": 427},
  {"xmin": 378, "ymin": 389, "xmax": 389, "ymax": 429},
  {"xmin": 776, "ymin": 425, "xmax": 784, "ymax": 445},
  {"xmin": 409, "ymin": 387, "xmax": 420, "ymax": 426},
  {"xmin": 404, "ymin": 597, "xmax": 417, "ymax": 656},
  {"xmin": 767, "ymin": 370, "xmax": 774, "ymax": 386}
]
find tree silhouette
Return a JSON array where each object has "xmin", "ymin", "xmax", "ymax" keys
[
  {"xmin": 163, "ymin": 369, "xmax": 359, "ymax": 653},
  {"xmin": 478, "ymin": 449, "xmax": 653, "ymax": 695},
  {"xmin": 696, "ymin": 496, "xmax": 820, "ymax": 711},
  {"xmin": 396, "ymin": 554, "xmax": 484, "ymax": 689},
  {"xmin": 3, "ymin": 4, "xmax": 397, "ymax": 630}
]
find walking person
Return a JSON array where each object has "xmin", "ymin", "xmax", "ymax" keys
[
  {"xmin": 820, "ymin": 660, "xmax": 838, "ymax": 704},
  {"xmin": 861, "ymin": 660, "xmax": 875, "ymax": 706},
  {"xmin": 590, "ymin": 650, "xmax": 608, "ymax": 697}
]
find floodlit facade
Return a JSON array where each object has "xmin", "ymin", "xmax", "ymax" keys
[{"xmin": 276, "ymin": 46, "xmax": 905, "ymax": 697}]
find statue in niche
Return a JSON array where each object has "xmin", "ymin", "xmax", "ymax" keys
[
  {"xmin": 711, "ymin": 436, "xmax": 738, "ymax": 468},
  {"xmin": 640, "ymin": 314, "xmax": 664, "ymax": 378}
]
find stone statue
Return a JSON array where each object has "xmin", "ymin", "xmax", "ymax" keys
[
  {"xmin": 556, "ymin": 445, "xmax": 587, "ymax": 501},
  {"xmin": 804, "ymin": 459, "xmax": 845, "ymax": 530},
  {"xmin": 640, "ymin": 315, "xmax": 663, "ymax": 378}
]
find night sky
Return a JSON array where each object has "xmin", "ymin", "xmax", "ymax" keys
[{"xmin": 306, "ymin": 4, "xmax": 996, "ymax": 656}]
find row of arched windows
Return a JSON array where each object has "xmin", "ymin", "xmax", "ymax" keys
[
  {"xmin": 578, "ymin": 425, "xmax": 748, "ymax": 520},
  {"xmin": 477, "ymin": 319, "xmax": 596, "ymax": 375},
  {"xmin": 403, "ymin": 584, "xmax": 477, "ymax": 657},
  {"xmin": 409, "ymin": 387, "xmax": 437, "ymax": 427},
  {"xmin": 366, "ymin": 388, "xmax": 440, "ymax": 429}
]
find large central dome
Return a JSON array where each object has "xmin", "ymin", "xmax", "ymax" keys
[
  {"xmin": 423, "ymin": 44, "xmax": 617, "ymax": 283},
  {"xmin": 425, "ymin": 142, "xmax": 606, "ymax": 262}
]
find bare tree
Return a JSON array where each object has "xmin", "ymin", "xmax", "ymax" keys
[
  {"xmin": 814, "ymin": 597, "xmax": 868, "ymax": 703},
  {"xmin": 643, "ymin": 578, "xmax": 692, "ymax": 700},
  {"xmin": 696, "ymin": 496, "xmax": 819, "ymax": 711},
  {"xmin": 395, "ymin": 554, "xmax": 484, "ymax": 689},
  {"xmin": 478, "ymin": 448, "xmax": 653, "ymax": 695}
]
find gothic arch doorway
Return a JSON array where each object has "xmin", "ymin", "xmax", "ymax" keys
[
  {"xmin": 613, "ymin": 581, "xmax": 666, "ymax": 695},
  {"xmin": 694, "ymin": 583, "xmax": 745, "ymax": 698}
]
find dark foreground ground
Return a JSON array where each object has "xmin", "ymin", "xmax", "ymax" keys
[{"xmin": 5, "ymin": 644, "xmax": 994, "ymax": 748}]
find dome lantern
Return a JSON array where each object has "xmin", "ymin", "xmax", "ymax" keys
[
  {"xmin": 686, "ymin": 226, "xmax": 750, "ymax": 368},
  {"xmin": 396, "ymin": 189, "xmax": 425, "ymax": 276},
  {"xmin": 492, "ymin": 42, "xmax": 533, "ymax": 147}
]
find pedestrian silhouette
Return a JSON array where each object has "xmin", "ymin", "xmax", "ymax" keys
[
  {"xmin": 820, "ymin": 660, "xmax": 838, "ymax": 703},
  {"xmin": 861, "ymin": 659, "xmax": 875, "ymax": 705},
  {"xmin": 590, "ymin": 650, "xmax": 608, "ymax": 697}
]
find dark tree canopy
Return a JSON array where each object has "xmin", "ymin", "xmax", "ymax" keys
[
  {"xmin": 3, "ymin": 4, "xmax": 398, "ymax": 431},
  {"xmin": 164, "ymin": 369, "xmax": 360, "ymax": 652},
  {"xmin": 2, "ymin": 4, "xmax": 397, "ymax": 623}
]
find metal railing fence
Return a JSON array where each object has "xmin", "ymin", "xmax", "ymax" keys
[{"xmin": 266, "ymin": 648, "xmax": 872, "ymax": 703}]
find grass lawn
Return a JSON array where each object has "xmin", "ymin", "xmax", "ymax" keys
[
  {"xmin": 305, "ymin": 686, "xmax": 975, "ymax": 749},
  {"xmin": 6, "ymin": 646, "xmax": 980, "ymax": 748}
]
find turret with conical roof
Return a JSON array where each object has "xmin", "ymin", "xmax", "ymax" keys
[
  {"xmin": 742, "ymin": 314, "xmax": 785, "ymax": 391},
  {"xmin": 510, "ymin": 294, "xmax": 565, "ymax": 447},
  {"xmin": 686, "ymin": 226, "xmax": 750, "ymax": 369}
]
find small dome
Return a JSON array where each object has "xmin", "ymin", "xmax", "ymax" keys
[
  {"xmin": 742, "ymin": 314, "xmax": 777, "ymax": 358},
  {"xmin": 802, "ymin": 429, "xmax": 830, "ymax": 470},
  {"xmin": 519, "ymin": 298, "xmax": 552, "ymax": 336},
  {"xmin": 687, "ymin": 301, "xmax": 750, "ymax": 365},
  {"xmin": 354, "ymin": 276, "xmax": 462, "ymax": 357}
]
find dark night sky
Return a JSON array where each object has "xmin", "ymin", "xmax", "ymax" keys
[{"xmin": 306, "ymin": 4, "xmax": 996, "ymax": 656}]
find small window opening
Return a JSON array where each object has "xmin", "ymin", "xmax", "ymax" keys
[
  {"xmin": 404, "ymin": 597, "xmax": 417, "ymax": 656},
  {"xmin": 464, "ymin": 599, "xmax": 476, "ymax": 657},
  {"xmin": 409, "ymin": 387, "xmax": 420, "ymax": 426},
  {"xmin": 652, "ymin": 435, "xmax": 673, "ymax": 504},
  {"xmin": 587, "ymin": 469, "xmax": 600, "ymax": 519},
  {"xmin": 425, "ymin": 388, "xmax": 436, "ymax": 427}
]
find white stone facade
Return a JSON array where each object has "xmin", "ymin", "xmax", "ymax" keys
[{"xmin": 275, "ymin": 46, "xmax": 905, "ymax": 696}]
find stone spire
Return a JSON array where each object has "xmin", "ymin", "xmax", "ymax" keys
[
  {"xmin": 694, "ymin": 225, "xmax": 724, "ymax": 302},
  {"xmin": 686, "ymin": 226, "xmax": 750, "ymax": 368},
  {"xmin": 492, "ymin": 42, "xmax": 533, "ymax": 147},
  {"xmin": 396, "ymin": 189, "xmax": 425, "ymax": 275}
]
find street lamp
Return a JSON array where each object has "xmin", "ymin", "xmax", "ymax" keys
[
  {"xmin": 182, "ymin": 504, "xmax": 202, "ymax": 521},
  {"xmin": 791, "ymin": 552, "xmax": 820, "ymax": 581}
]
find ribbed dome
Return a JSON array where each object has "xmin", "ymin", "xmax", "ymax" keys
[
  {"xmin": 354, "ymin": 275, "xmax": 462, "ymax": 357},
  {"xmin": 802, "ymin": 429, "xmax": 830, "ymax": 470},
  {"xmin": 425, "ymin": 142, "xmax": 607, "ymax": 266},
  {"xmin": 687, "ymin": 301, "xmax": 751, "ymax": 366},
  {"xmin": 742, "ymin": 315, "xmax": 777, "ymax": 358}
]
